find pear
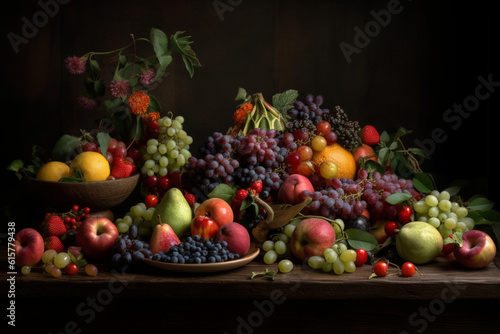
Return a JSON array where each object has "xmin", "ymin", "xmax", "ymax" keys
[
  {"xmin": 149, "ymin": 216, "xmax": 181, "ymax": 255},
  {"xmin": 396, "ymin": 221, "xmax": 443, "ymax": 264},
  {"xmin": 152, "ymin": 187, "xmax": 193, "ymax": 238}
]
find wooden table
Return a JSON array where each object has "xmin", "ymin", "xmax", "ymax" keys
[{"xmin": 2, "ymin": 246, "xmax": 500, "ymax": 333}]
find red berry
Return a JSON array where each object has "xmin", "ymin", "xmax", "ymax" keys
[
  {"xmin": 373, "ymin": 261, "xmax": 389, "ymax": 277},
  {"xmin": 83, "ymin": 207, "xmax": 91, "ymax": 214},
  {"xmin": 235, "ymin": 189, "xmax": 248, "ymax": 201},
  {"xmin": 72, "ymin": 205, "xmax": 79, "ymax": 212},
  {"xmin": 157, "ymin": 176, "xmax": 170, "ymax": 191},
  {"xmin": 316, "ymin": 121, "xmax": 331, "ymax": 136},
  {"xmin": 127, "ymin": 147, "xmax": 142, "ymax": 163},
  {"xmin": 114, "ymin": 146, "xmax": 127, "ymax": 158},
  {"xmin": 400, "ymin": 262, "xmax": 416, "ymax": 277},
  {"xmin": 66, "ymin": 263, "xmax": 79, "ymax": 275},
  {"xmin": 108, "ymin": 138, "xmax": 118, "ymax": 155},
  {"xmin": 398, "ymin": 206, "xmax": 412, "ymax": 225},
  {"xmin": 82, "ymin": 142, "xmax": 98, "ymax": 152},
  {"xmin": 145, "ymin": 175, "xmax": 158, "ymax": 189},
  {"xmin": 384, "ymin": 221, "xmax": 399, "ymax": 237},
  {"xmin": 184, "ymin": 193, "xmax": 196, "ymax": 206},
  {"xmin": 144, "ymin": 195, "xmax": 159, "ymax": 208},
  {"xmin": 285, "ymin": 153, "xmax": 301, "ymax": 167},
  {"xmin": 248, "ymin": 179, "xmax": 263, "ymax": 194},
  {"xmin": 148, "ymin": 120, "xmax": 159, "ymax": 131},
  {"xmin": 354, "ymin": 249, "xmax": 368, "ymax": 267}
]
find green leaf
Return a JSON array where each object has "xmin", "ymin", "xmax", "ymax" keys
[
  {"xmin": 240, "ymin": 196, "xmax": 254, "ymax": 211},
  {"xmin": 378, "ymin": 147, "xmax": 390, "ymax": 166},
  {"xmin": 393, "ymin": 126, "xmax": 412, "ymax": 139},
  {"xmin": 467, "ymin": 197, "xmax": 494, "ymax": 212},
  {"xmin": 155, "ymin": 54, "xmax": 173, "ymax": 82},
  {"xmin": 208, "ymin": 183, "xmax": 237, "ymax": 204},
  {"xmin": 385, "ymin": 192, "xmax": 413, "ymax": 205},
  {"xmin": 379, "ymin": 130, "xmax": 390, "ymax": 146},
  {"xmin": 272, "ymin": 89, "xmax": 299, "ymax": 114},
  {"xmin": 96, "ymin": 132, "xmax": 111, "ymax": 157},
  {"xmin": 150, "ymin": 27, "xmax": 168, "ymax": 57},
  {"xmin": 235, "ymin": 87, "xmax": 249, "ymax": 102},
  {"xmin": 52, "ymin": 134, "xmax": 80, "ymax": 162},
  {"xmin": 412, "ymin": 173, "xmax": 434, "ymax": 193},
  {"xmin": 89, "ymin": 58, "xmax": 100, "ymax": 80},
  {"xmin": 364, "ymin": 160, "xmax": 384, "ymax": 174},
  {"xmin": 443, "ymin": 186, "xmax": 461, "ymax": 196},
  {"xmin": 345, "ymin": 229, "xmax": 380, "ymax": 252},
  {"xmin": 6, "ymin": 159, "xmax": 24, "ymax": 173},
  {"xmin": 409, "ymin": 147, "xmax": 431, "ymax": 160}
]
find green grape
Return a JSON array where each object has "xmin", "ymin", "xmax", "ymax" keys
[
  {"xmin": 430, "ymin": 190, "xmax": 440, "ymax": 197},
  {"xmin": 438, "ymin": 191, "xmax": 451, "ymax": 201},
  {"xmin": 262, "ymin": 240, "xmax": 275, "ymax": 251},
  {"xmin": 438, "ymin": 200, "xmax": 452, "ymax": 211},
  {"xmin": 144, "ymin": 208, "xmax": 155, "ymax": 221},
  {"xmin": 144, "ymin": 159, "xmax": 155, "ymax": 169},
  {"xmin": 462, "ymin": 217, "xmax": 475, "ymax": 230},
  {"xmin": 175, "ymin": 115, "xmax": 185, "ymax": 124},
  {"xmin": 338, "ymin": 242, "xmax": 348, "ymax": 253},
  {"xmin": 117, "ymin": 222, "xmax": 129, "ymax": 234},
  {"xmin": 123, "ymin": 215, "xmax": 133, "ymax": 226},
  {"xmin": 42, "ymin": 249, "xmax": 57, "ymax": 264},
  {"xmin": 284, "ymin": 224, "xmax": 295, "ymax": 238},
  {"xmin": 274, "ymin": 241, "xmax": 287, "ymax": 255},
  {"xmin": 323, "ymin": 248, "xmax": 338, "ymax": 263},
  {"xmin": 428, "ymin": 206, "xmax": 439, "ymax": 218},
  {"xmin": 167, "ymin": 127, "xmax": 176, "ymax": 136},
  {"xmin": 437, "ymin": 212, "xmax": 448, "ymax": 223},
  {"xmin": 278, "ymin": 259, "xmax": 293, "ymax": 273},
  {"xmin": 279, "ymin": 233, "xmax": 290, "ymax": 243},
  {"xmin": 184, "ymin": 136, "xmax": 194, "ymax": 145},
  {"xmin": 444, "ymin": 218, "xmax": 457, "ymax": 230},
  {"xmin": 147, "ymin": 145, "xmax": 158, "ymax": 154},
  {"xmin": 147, "ymin": 139, "xmax": 159, "ymax": 146},
  {"xmin": 162, "ymin": 117, "xmax": 172, "ymax": 127},
  {"xmin": 425, "ymin": 195, "xmax": 439, "ymax": 207},
  {"xmin": 158, "ymin": 144, "xmax": 167, "ymax": 154},
  {"xmin": 131, "ymin": 204, "xmax": 145, "ymax": 217},
  {"xmin": 455, "ymin": 221, "xmax": 467, "ymax": 231},
  {"xmin": 181, "ymin": 148, "xmax": 192, "ymax": 159},
  {"xmin": 308, "ymin": 256, "xmax": 326, "ymax": 269},
  {"xmin": 322, "ymin": 262, "xmax": 333, "ymax": 273},
  {"xmin": 414, "ymin": 200, "xmax": 430, "ymax": 214},
  {"xmin": 53, "ymin": 252, "xmax": 71, "ymax": 269},
  {"xmin": 344, "ymin": 261, "xmax": 356, "ymax": 273},
  {"xmin": 176, "ymin": 154, "xmax": 186, "ymax": 166},
  {"xmin": 166, "ymin": 139, "xmax": 177, "ymax": 151},
  {"xmin": 427, "ymin": 217, "xmax": 441, "ymax": 228},
  {"xmin": 456, "ymin": 207, "xmax": 468, "ymax": 219},
  {"xmin": 264, "ymin": 250, "xmax": 278, "ymax": 264},
  {"xmin": 340, "ymin": 249, "xmax": 356, "ymax": 263},
  {"xmin": 178, "ymin": 130, "xmax": 188, "ymax": 140},
  {"xmin": 21, "ymin": 265, "xmax": 31, "ymax": 275},
  {"xmin": 438, "ymin": 224, "xmax": 452, "ymax": 238},
  {"xmin": 172, "ymin": 120, "xmax": 182, "ymax": 130},
  {"xmin": 170, "ymin": 149, "xmax": 179, "ymax": 159},
  {"xmin": 159, "ymin": 167, "xmax": 168, "ymax": 176},
  {"xmin": 159, "ymin": 156, "xmax": 169, "ymax": 167},
  {"xmin": 333, "ymin": 259, "xmax": 345, "ymax": 275}
]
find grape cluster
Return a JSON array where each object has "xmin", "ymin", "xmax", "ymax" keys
[
  {"xmin": 141, "ymin": 115, "xmax": 193, "ymax": 194},
  {"xmin": 302, "ymin": 170, "xmax": 421, "ymax": 220},
  {"xmin": 308, "ymin": 243, "xmax": 358, "ymax": 275},
  {"xmin": 184, "ymin": 128, "xmax": 288, "ymax": 199},
  {"xmin": 413, "ymin": 190, "xmax": 474, "ymax": 237},
  {"xmin": 114, "ymin": 200, "xmax": 157, "ymax": 238},
  {"xmin": 151, "ymin": 235, "xmax": 240, "ymax": 264},
  {"xmin": 111, "ymin": 224, "xmax": 153, "ymax": 272},
  {"xmin": 286, "ymin": 94, "xmax": 361, "ymax": 151}
]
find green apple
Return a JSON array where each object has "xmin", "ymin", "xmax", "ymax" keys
[{"xmin": 396, "ymin": 221, "xmax": 443, "ymax": 264}]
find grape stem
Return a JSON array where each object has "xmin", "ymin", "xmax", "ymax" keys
[{"xmin": 250, "ymin": 268, "xmax": 276, "ymax": 280}]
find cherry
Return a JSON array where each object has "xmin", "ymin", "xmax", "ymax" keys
[
  {"xmin": 144, "ymin": 195, "xmax": 158, "ymax": 208},
  {"xmin": 354, "ymin": 249, "xmax": 368, "ymax": 267},
  {"xmin": 373, "ymin": 261, "xmax": 389, "ymax": 277},
  {"xmin": 82, "ymin": 142, "xmax": 97, "ymax": 152},
  {"xmin": 66, "ymin": 263, "xmax": 78, "ymax": 275},
  {"xmin": 398, "ymin": 206, "xmax": 412, "ymax": 225},
  {"xmin": 157, "ymin": 176, "xmax": 170, "ymax": 191},
  {"xmin": 145, "ymin": 175, "xmax": 158, "ymax": 189},
  {"xmin": 316, "ymin": 121, "xmax": 331, "ymax": 136},
  {"xmin": 285, "ymin": 152, "xmax": 301, "ymax": 167},
  {"xmin": 400, "ymin": 262, "xmax": 416, "ymax": 277},
  {"xmin": 114, "ymin": 146, "xmax": 127, "ymax": 158},
  {"xmin": 384, "ymin": 221, "xmax": 399, "ymax": 237}
]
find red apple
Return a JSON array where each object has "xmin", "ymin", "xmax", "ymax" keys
[
  {"xmin": 290, "ymin": 218, "xmax": 336, "ymax": 261},
  {"xmin": 215, "ymin": 222, "xmax": 251, "ymax": 257},
  {"xmin": 453, "ymin": 230, "xmax": 497, "ymax": 269},
  {"xmin": 14, "ymin": 228, "xmax": 45, "ymax": 267},
  {"xmin": 194, "ymin": 198, "xmax": 234, "ymax": 228},
  {"xmin": 369, "ymin": 219, "xmax": 390, "ymax": 244},
  {"xmin": 149, "ymin": 221, "xmax": 181, "ymax": 255},
  {"xmin": 191, "ymin": 215, "xmax": 219, "ymax": 240},
  {"xmin": 278, "ymin": 174, "xmax": 314, "ymax": 205},
  {"xmin": 76, "ymin": 217, "xmax": 119, "ymax": 260}
]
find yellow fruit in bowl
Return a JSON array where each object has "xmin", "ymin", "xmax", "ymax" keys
[
  {"xmin": 36, "ymin": 161, "xmax": 71, "ymax": 182},
  {"xmin": 69, "ymin": 151, "xmax": 110, "ymax": 182}
]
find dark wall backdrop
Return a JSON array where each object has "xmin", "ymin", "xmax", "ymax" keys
[{"xmin": 2, "ymin": 0, "xmax": 498, "ymax": 227}]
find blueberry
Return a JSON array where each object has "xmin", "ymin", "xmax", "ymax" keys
[
  {"xmin": 194, "ymin": 257, "xmax": 202, "ymax": 264},
  {"xmin": 178, "ymin": 257, "xmax": 185, "ymax": 264},
  {"xmin": 171, "ymin": 256, "xmax": 179, "ymax": 263},
  {"xmin": 208, "ymin": 256, "xmax": 216, "ymax": 263},
  {"xmin": 221, "ymin": 240, "xmax": 228, "ymax": 247},
  {"xmin": 193, "ymin": 235, "xmax": 201, "ymax": 242},
  {"xmin": 215, "ymin": 255, "xmax": 222, "ymax": 262}
]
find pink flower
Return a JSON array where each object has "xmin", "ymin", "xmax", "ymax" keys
[
  {"xmin": 139, "ymin": 68, "xmax": 156, "ymax": 85},
  {"xmin": 77, "ymin": 95, "xmax": 99, "ymax": 110},
  {"xmin": 109, "ymin": 79, "xmax": 130, "ymax": 98},
  {"xmin": 64, "ymin": 56, "xmax": 86, "ymax": 74}
]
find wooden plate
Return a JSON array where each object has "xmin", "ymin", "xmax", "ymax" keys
[{"xmin": 144, "ymin": 246, "xmax": 260, "ymax": 273}]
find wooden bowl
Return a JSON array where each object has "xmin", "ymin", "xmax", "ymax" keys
[{"xmin": 26, "ymin": 173, "xmax": 140, "ymax": 211}]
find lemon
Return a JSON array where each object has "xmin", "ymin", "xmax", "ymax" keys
[
  {"xmin": 396, "ymin": 221, "xmax": 443, "ymax": 264},
  {"xmin": 69, "ymin": 151, "xmax": 110, "ymax": 182},
  {"xmin": 36, "ymin": 161, "xmax": 71, "ymax": 182}
]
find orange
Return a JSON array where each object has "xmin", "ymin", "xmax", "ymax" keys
[
  {"xmin": 69, "ymin": 151, "xmax": 110, "ymax": 182},
  {"xmin": 312, "ymin": 143, "xmax": 356, "ymax": 180},
  {"xmin": 36, "ymin": 161, "xmax": 71, "ymax": 182}
]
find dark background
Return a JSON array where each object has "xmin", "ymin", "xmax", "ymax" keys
[{"xmin": 1, "ymin": 0, "xmax": 498, "ymax": 227}]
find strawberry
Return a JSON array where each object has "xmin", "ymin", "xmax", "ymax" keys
[
  {"xmin": 361, "ymin": 125, "xmax": 380, "ymax": 146},
  {"xmin": 235, "ymin": 189, "xmax": 248, "ymax": 201},
  {"xmin": 184, "ymin": 192, "xmax": 196, "ymax": 207},
  {"xmin": 40, "ymin": 215, "xmax": 67, "ymax": 237},
  {"xmin": 45, "ymin": 236, "xmax": 66, "ymax": 253},
  {"xmin": 248, "ymin": 179, "xmax": 263, "ymax": 195},
  {"xmin": 111, "ymin": 157, "xmax": 134, "ymax": 179}
]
